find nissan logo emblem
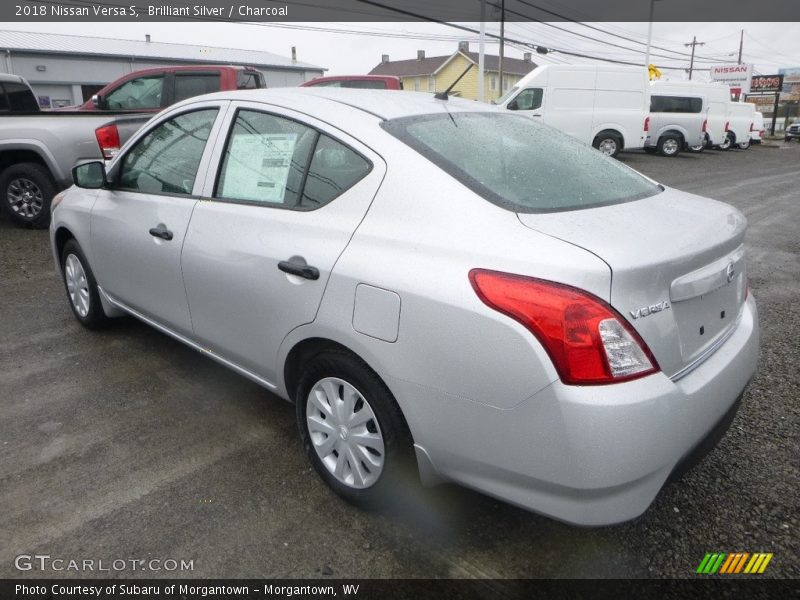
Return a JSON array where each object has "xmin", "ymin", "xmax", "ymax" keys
[{"xmin": 726, "ymin": 263, "xmax": 736, "ymax": 283}]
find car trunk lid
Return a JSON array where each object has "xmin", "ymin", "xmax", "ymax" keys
[{"xmin": 517, "ymin": 188, "xmax": 748, "ymax": 378}]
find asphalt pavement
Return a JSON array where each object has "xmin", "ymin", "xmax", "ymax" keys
[{"xmin": 0, "ymin": 141, "xmax": 798, "ymax": 580}]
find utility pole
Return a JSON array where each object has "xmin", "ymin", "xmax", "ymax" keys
[
  {"xmin": 498, "ymin": 0, "xmax": 505, "ymax": 98},
  {"xmin": 737, "ymin": 29, "xmax": 744, "ymax": 64},
  {"xmin": 478, "ymin": 0, "xmax": 485, "ymax": 102},
  {"xmin": 684, "ymin": 36, "xmax": 705, "ymax": 80}
]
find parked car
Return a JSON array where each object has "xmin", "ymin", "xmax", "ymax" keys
[
  {"xmin": 0, "ymin": 76, "xmax": 151, "ymax": 228},
  {"xmin": 0, "ymin": 73, "xmax": 40, "ymax": 112},
  {"xmin": 784, "ymin": 120, "xmax": 800, "ymax": 142},
  {"xmin": 725, "ymin": 102, "xmax": 756, "ymax": 150},
  {"xmin": 651, "ymin": 80, "xmax": 731, "ymax": 152},
  {"xmin": 496, "ymin": 64, "xmax": 649, "ymax": 157},
  {"xmin": 643, "ymin": 91, "xmax": 706, "ymax": 157},
  {"xmin": 750, "ymin": 111, "xmax": 765, "ymax": 144},
  {"xmin": 66, "ymin": 65, "xmax": 265, "ymax": 112},
  {"xmin": 301, "ymin": 75, "xmax": 402, "ymax": 90},
  {"xmin": 51, "ymin": 88, "xmax": 758, "ymax": 526}
]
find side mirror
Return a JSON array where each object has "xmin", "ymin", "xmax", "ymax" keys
[
  {"xmin": 507, "ymin": 99, "xmax": 519, "ymax": 111},
  {"xmin": 72, "ymin": 161, "xmax": 107, "ymax": 189},
  {"xmin": 92, "ymin": 94, "xmax": 107, "ymax": 110}
]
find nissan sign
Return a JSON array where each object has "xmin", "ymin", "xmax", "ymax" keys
[{"xmin": 711, "ymin": 64, "xmax": 753, "ymax": 93}]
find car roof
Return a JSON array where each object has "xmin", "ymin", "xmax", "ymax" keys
[{"xmin": 185, "ymin": 87, "xmax": 497, "ymax": 121}]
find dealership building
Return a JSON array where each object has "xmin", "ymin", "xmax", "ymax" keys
[{"xmin": 0, "ymin": 29, "xmax": 325, "ymax": 108}]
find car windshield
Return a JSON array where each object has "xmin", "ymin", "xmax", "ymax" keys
[{"xmin": 382, "ymin": 112, "xmax": 661, "ymax": 213}]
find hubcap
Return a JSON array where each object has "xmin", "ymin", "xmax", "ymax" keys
[
  {"xmin": 663, "ymin": 139, "xmax": 679, "ymax": 154},
  {"xmin": 7, "ymin": 178, "xmax": 44, "ymax": 218},
  {"xmin": 306, "ymin": 377, "xmax": 384, "ymax": 489},
  {"xmin": 64, "ymin": 254, "xmax": 90, "ymax": 317},
  {"xmin": 598, "ymin": 138, "xmax": 617, "ymax": 156}
]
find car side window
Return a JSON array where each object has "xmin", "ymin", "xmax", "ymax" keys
[
  {"xmin": 510, "ymin": 88, "xmax": 543, "ymax": 111},
  {"xmin": 300, "ymin": 135, "xmax": 371, "ymax": 209},
  {"xmin": 174, "ymin": 74, "xmax": 221, "ymax": 103},
  {"xmin": 215, "ymin": 109, "xmax": 370, "ymax": 209},
  {"xmin": 105, "ymin": 76, "xmax": 164, "ymax": 110},
  {"xmin": 117, "ymin": 109, "xmax": 218, "ymax": 196}
]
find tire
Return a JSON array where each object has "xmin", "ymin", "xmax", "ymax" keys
[
  {"xmin": 296, "ymin": 349, "xmax": 414, "ymax": 508},
  {"xmin": 643, "ymin": 146, "xmax": 658, "ymax": 154},
  {"xmin": 0, "ymin": 162, "xmax": 56, "ymax": 229},
  {"xmin": 657, "ymin": 135, "xmax": 682, "ymax": 157},
  {"xmin": 717, "ymin": 133, "xmax": 733, "ymax": 151},
  {"xmin": 592, "ymin": 133, "xmax": 622, "ymax": 158},
  {"xmin": 60, "ymin": 239, "xmax": 109, "ymax": 329},
  {"xmin": 737, "ymin": 139, "xmax": 750, "ymax": 150}
]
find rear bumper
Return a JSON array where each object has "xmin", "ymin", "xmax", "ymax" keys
[{"xmin": 399, "ymin": 295, "xmax": 759, "ymax": 526}]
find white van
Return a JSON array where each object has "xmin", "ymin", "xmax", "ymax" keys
[
  {"xmin": 496, "ymin": 64, "xmax": 649, "ymax": 158},
  {"xmin": 651, "ymin": 80, "xmax": 731, "ymax": 151},
  {"xmin": 726, "ymin": 102, "xmax": 756, "ymax": 150},
  {"xmin": 644, "ymin": 89, "xmax": 706, "ymax": 156}
]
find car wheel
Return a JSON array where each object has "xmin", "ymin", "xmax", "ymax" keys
[
  {"xmin": 657, "ymin": 135, "xmax": 682, "ymax": 157},
  {"xmin": 737, "ymin": 139, "xmax": 751, "ymax": 150},
  {"xmin": 296, "ymin": 350, "xmax": 413, "ymax": 507},
  {"xmin": 61, "ymin": 239, "xmax": 109, "ymax": 329},
  {"xmin": 592, "ymin": 133, "xmax": 622, "ymax": 158},
  {"xmin": 0, "ymin": 162, "xmax": 56, "ymax": 229},
  {"xmin": 718, "ymin": 133, "xmax": 733, "ymax": 151}
]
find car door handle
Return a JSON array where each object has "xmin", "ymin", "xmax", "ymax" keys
[
  {"xmin": 148, "ymin": 225, "xmax": 173, "ymax": 241},
  {"xmin": 278, "ymin": 260, "xmax": 320, "ymax": 280}
]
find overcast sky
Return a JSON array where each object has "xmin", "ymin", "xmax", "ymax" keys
[{"xmin": 2, "ymin": 21, "xmax": 799, "ymax": 79}]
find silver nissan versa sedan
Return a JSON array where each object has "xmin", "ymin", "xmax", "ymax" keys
[{"xmin": 50, "ymin": 88, "xmax": 759, "ymax": 525}]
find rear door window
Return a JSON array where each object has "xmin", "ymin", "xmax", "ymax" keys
[
  {"xmin": 174, "ymin": 73, "xmax": 221, "ymax": 103},
  {"xmin": 215, "ymin": 109, "xmax": 371, "ymax": 210}
]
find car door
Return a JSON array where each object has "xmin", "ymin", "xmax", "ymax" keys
[
  {"xmin": 90, "ymin": 102, "xmax": 228, "ymax": 336},
  {"xmin": 181, "ymin": 102, "xmax": 386, "ymax": 386},
  {"xmin": 508, "ymin": 87, "xmax": 544, "ymax": 120}
]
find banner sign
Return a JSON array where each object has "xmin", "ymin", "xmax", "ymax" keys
[{"xmin": 750, "ymin": 75, "xmax": 784, "ymax": 94}]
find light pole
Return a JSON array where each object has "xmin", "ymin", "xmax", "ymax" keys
[{"xmin": 644, "ymin": 0, "xmax": 663, "ymax": 68}]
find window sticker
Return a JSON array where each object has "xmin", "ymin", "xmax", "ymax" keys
[{"xmin": 222, "ymin": 133, "xmax": 298, "ymax": 203}]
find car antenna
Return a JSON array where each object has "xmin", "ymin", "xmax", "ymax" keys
[{"xmin": 434, "ymin": 64, "xmax": 474, "ymax": 101}]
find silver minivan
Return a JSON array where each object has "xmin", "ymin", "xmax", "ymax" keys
[{"xmin": 644, "ymin": 93, "xmax": 706, "ymax": 156}]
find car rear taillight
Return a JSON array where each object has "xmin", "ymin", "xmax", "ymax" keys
[
  {"xmin": 725, "ymin": 121, "xmax": 730, "ymax": 132},
  {"xmin": 702, "ymin": 119, "xmax": 708, "ymax": 132},
  {"xmin": 644, "ymin": 116, "xmax": 650, "ymax": 132},
  {"xmin": 469, "ymin": 269, "xmax": 659, "ymax": 385},
  {"xmin": 95, "ymin": 124, "xmax": 120, "ymax": 160}
]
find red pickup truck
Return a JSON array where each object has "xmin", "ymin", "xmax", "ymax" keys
[
  {"xmin": 300, "ymin": 75, "xmax": 402, "ymax": 90},
  {"xmin": 71, "ymin": 65, "xmax": 265, "ymax": 112}
]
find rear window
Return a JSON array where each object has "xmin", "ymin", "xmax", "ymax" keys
[
  {"xmin": 650, "ymin": 95, "xmax": 703, "ymax": 113},
  {"xmin": 2, "ymin": 82, "xmax": 38, "ymax": 111},
  {"xmin": 382, "ymin": 112, "xmax": 661, "ymax": 213},
  {"xmin": 344, "ymin": 80, "xmax": 387, "ymax": 89}
]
